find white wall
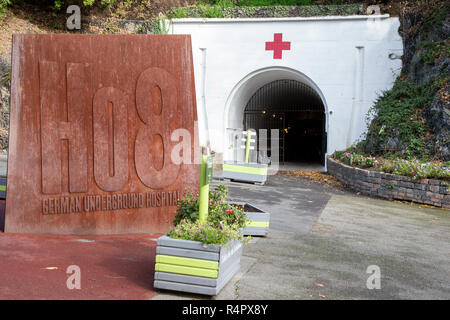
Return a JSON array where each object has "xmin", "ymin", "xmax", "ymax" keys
[{"xmin": 171, "ymin": 15, "xmax": 403, "ymax": 162}]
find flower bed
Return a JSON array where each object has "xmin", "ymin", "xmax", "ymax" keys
[
  {"xmin": 332, "ymin": 151, "xmax": 450, "ymax": 181},
  {"xmin": 327, "ymin": 157, "xmax": 450, "ymax": 209}
]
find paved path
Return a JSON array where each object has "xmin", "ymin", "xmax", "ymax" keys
[
  {"xmin": 153, "ymin": 175, "xmax": 450, "ymax": 300},
  {"xmin": 0, "ymin": 226, "xmax": 161, "ymax": 299}
]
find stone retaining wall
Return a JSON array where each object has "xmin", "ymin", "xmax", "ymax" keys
[{"xmin": 327, "ymin": 157, "xmax": 450, "ymax": 209}]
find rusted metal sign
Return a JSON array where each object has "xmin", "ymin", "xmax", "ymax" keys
[{"xmin": 6, "ymin": 34, "xmax": 199, "ymax": 234}]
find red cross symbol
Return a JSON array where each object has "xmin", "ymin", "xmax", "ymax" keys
[{"xmin": 265, "ymin": 33, "xmax": 291, "ymax": 59}]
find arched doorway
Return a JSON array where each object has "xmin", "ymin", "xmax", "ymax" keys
[
  {"xmin": 224, "ymin": 67, "xmax": 328, "ymax": 168},
  {"xmin": 244, "ymin": 79, "xmax": 326, "ymax": 165}
]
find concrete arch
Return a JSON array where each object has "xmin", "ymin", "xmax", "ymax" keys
[{"xmin": 223, "ymin": 66, "xmax": 329, "ymax": 164}]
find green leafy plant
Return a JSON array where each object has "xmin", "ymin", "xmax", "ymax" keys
[
  {"xmin": 418, "ymin": 41, "xmax": 450, "ymax": 65},
  {"xmin": 199, "ymin": 0, "xmax": 312, "ymax": 5},
  {"xmin": 167, "ymin": 220, "xmax": 249, "ymax": 245},
  {"xmin": 381, "ymin": 160, "xmax": 395, "ymax": 174},
  {"xmin": 174, "ymin": 184, "xmax": 247, "ymax": 230},
  {"xmin": 172, "ymin": 184, "xmax": 249, "ymax": 244},
  {"xmin": 333, "ymin": 148, "xmax": 449, "ymax": 181},
  {"xmin": 339, "ymin": 152, "xmax": 352, "ymax": 165},
  {"xmin": 174, "ymin": 191, "xmax": 199, "ymax": 225},
  {"xmin": 0, "ymin": 0, "xmax": 9, "ymax": 19},
  {"xmin": 364, "ymin": 77, "xmax": 443, "ymax": 159},
  {"xmin": 380, "ymin": 159, "xmax": 450, "ymax": 181},
  {"xmin": 151, "ymin": 17, "xmax": 169, "ymax": 34},
  {"xmin": 1, "ymin": 68, "xmax": 11, "ymax": 86},
  {"xmin": 392, "ymin": 159, "xmax": 415, "ymax": 176},
  {"xmin": 53, "ymin": 0, "xmax": 63, "ymax": 10},
  {"xmin": 105, "ymin": 23, "xmax": 120, "ymax": 33},
  {"xmin": 0, "ymin": 0, "xmax": 11, "ymax": 9},
  {"xmin": 83, "ymin": 0, "xmax": 95, "ymax": 6},
  {"xmin": 168, "ymin": 7, "xmax": 189, "ymax": 18},
  {"xmin": 351, "ymin": 154, "xmax": 364, "ymax": 166},
  {"xmin": 364, "ymin": 157, "xmax": 375, "ymax": 168}
]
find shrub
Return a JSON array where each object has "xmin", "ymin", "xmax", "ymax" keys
[
  {"xmin": 340, "ymin": 152, "xmax": 352, "ymax": 165},
  {"xmin": 392, "ymin": 159, "xmax": 415, "ymax": 177},
  {"xmin": 174, "ymin": 184, "xmax": 248, "ymax": 230},
  {"xmin": 380, "ymin": 159, "xmax": 450, "ymax": 181},
  {"xmin": 167, "ymin": 220, "xmax": 248, "ymax": 245},
  {"xmin": 0, "ymin": 0, "xmax": 11, "ymax": 15},
  {"xmin": 364, "ymin": 157, "xmax": 375, "ymax": 168},
  {"xmin": 351, "ymin": 153, "xmax": 364, "ymax": 166},
  {"xmin": 173, "ymin": 191, "xmax": 199, "ymax": 225},
  {"xmin": 333, "ymin": 149, "xmax": 450, "ymax": 181},
  {"xmin": 167, "ymin": 7, "xmax": 189, "ymax": 18},
  {"xmin": 381, "ymin": 160, "xmax": 395, "ymax": 174},
  {"xmin": 170, "ymin": 184, "xmax": 249, "ymax": 245},
  {"xmin": 418, "ymin": 41, "xmax": 450, "ymax": 65},
  {"xmin": 333, "ymin": 150, "xmax": 344, "ymax": 159},
  {"xmin": 364, "ymin": 77, "xmax": 443, "ymax": 158},
  {"xmin": 415, "ymin": 163, "xmax": 450, "ymax": 180}
]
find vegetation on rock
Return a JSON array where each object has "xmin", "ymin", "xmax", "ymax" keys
[{"xmin": 336, "ymin": 0, "xmax": 449, "ymax": 177}]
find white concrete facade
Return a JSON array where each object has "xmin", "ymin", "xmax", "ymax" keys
[{"xmin": 171, "ymin": 15, "xmax": 403, "ymax": 165}]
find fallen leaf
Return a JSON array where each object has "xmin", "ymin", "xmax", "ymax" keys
[
  {"xmin": 277, "ymin": 170, "xmax": 343, "ymax": 188},
  {"xmin": 315, "ymin": 283, "xmax": 325, "ymax": 287}
]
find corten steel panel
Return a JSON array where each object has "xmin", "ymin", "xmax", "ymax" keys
[{"xmin": 6, "ymin": 34, "xmax": 200, "ymax": 234}]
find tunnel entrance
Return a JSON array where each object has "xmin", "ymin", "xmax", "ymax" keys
[{"xmin": 244, "ymin": 79, "xmax": 326, "ymax": 166}]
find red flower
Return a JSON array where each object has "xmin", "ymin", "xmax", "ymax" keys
[{"xmin": 225, "ymin": 209, "xmax": 233, "ymax": 214}]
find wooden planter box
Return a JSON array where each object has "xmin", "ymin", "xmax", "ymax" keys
[
  {"xmin": 223, "ymin": 161, "xmax": 268, "ymax": 185},
  {"xmin": 154, "ymin": 235, "xmax": 242, "ymax": 296},
  {"xmin": 231, "ymin": 202, "xmax": 270, "ymax": 236}
]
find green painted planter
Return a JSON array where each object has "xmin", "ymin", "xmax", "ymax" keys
[
  {"xmin": 153, "ymin": 235, "xmax": 242, "ymax": 296},
  {"xmin": 0, "ymin": 176, "xmax": 6, "ymax": 200},
  {"xmin": 230, "ymin": 202, "xmax": 270, "ymax": 237},
  {"xmin": 223, "ymin": 161, "xmax": 268, "ymax": 185}
]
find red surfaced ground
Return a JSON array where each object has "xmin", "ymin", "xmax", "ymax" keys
[{"xmin": 0, "ymin": 205, "xmax": 162, "ymax": 300}]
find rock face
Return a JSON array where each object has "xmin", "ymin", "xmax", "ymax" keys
[
  {"xmin": 364, "ymin": 1, "xmax": 449, "ymax": 161},
  {"xmin": 401, "ymin": 1, "xmax": 449, "ymax": 160},
  {"xmin": 402, "ymin": 2, "xmax": 449, "ymax": 85},
  {"xmin": 430, "ymin": 84, "xmax": 450, "ymax": 160}
]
